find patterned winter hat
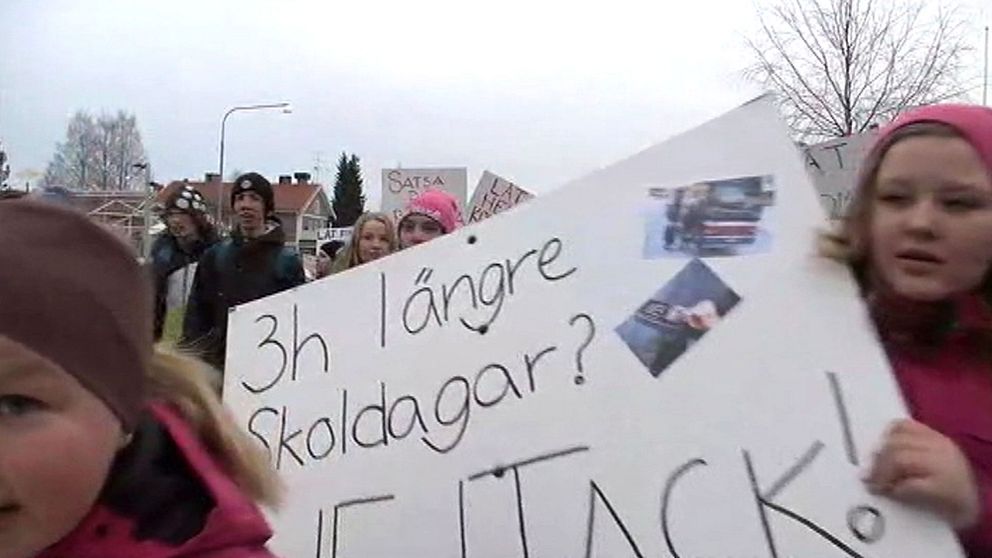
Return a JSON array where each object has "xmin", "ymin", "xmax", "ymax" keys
[{"xmin": 165, "ymin": 185, "xmax": 208, "ymax": 214}]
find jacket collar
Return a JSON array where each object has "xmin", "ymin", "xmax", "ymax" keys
[
  {"xmin": 38, "ymin": 402, "xmax": 273, "ymax": 558},
  {"xmin": 869, "ymin": 289, "xmax": 992, "ymax": 346}
]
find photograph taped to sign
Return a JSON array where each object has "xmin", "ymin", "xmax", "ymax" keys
[
  {"xmin": 643, "ymin": 174, "xmax": 775, "ymax": 259},
  {"xmin": 616, "ymin": 258, "xmax": 741, "ymax": 377},
  {"xmin": 222, "ymin": 96, "xmax": 963, "ymax": 558}
]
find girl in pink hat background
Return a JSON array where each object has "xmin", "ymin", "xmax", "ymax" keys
[{"xmin": 397, "ymin": 189, "xmax": 464, "ymax": 249}]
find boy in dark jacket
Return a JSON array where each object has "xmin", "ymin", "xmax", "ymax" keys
[
  {"xmin": 182, "ymin": 172, "xmax": 304, "ymax": 371},
  {"xmin": 150, "ymin": 185, "xmax": 219, "ymax": 341}
]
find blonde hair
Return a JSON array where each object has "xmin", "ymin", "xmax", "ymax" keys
[
  {"xmin": 147, "ymin": 346, "xmax": 283, "ymax": 508},
  {"xmin": 345, "ymin": 212, "xmax": 397, "ymax": 269}
]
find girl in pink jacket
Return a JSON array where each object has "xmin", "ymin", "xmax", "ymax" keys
[
  {"xmin": 824, "ymin": 104, "xmax": 992, "ymax": 556},
  {"xmin": 0, "ymin": 201, "xmax": 282, "ymax": 558}
]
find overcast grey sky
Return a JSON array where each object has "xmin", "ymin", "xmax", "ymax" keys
[{"xmin": 1, "ymin": 0, "xmax": 987, "ymax": 206}]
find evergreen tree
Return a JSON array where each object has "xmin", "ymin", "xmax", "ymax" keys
[{"xmin": 332, "ymin": 152, "xmax": 366, "ymax": 227}]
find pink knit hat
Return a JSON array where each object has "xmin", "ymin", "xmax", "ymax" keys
[
  {"xmin": 874, "ymin": 104, "xmax": 992, "ymax": 175},
  {"xmin": 399, "ymin": 189, "xmax": 464, "ymax": 233}
]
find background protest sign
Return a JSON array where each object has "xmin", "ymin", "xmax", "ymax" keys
[
  {"xmin": 315, "ymin": 226, "xmax": 353, "ymax": 244},
  {"xmin": 224, "ymin": 96, "xmax": 961, "ymax": 557},
  {"xmin": 803, "ymin": 132, "xmax": 876, "ymax": 220},
  {"xmin": 380, "ymin": 167, "xmax": 468, "ymax": 222},
  {"xmin": 466, "ymin": 170, "xmax": 534, "ymax": 223}
]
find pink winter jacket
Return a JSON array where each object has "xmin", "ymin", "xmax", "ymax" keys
[
  {"xmin": 37, "ymin": 402, "xmax": 277, "ymax": 558},
  {"xmin": 879, "ymin": 295, "xmax": 992, "ymax": 558}
]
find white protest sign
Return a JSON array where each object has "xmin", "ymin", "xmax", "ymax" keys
[
  {"xmin": 224, "ymin": 96, "xmax": 962, "ymax": 558},
  {"xmin": 315, "ymin": 226, "xmax": 353, "ymax": 243},
  {"xmin": 803, "ymin": 132, "xmax": 877, "ymax": 220},
  {"xmin": 301, "ymin": 254, "xmax": 317, "ymax": 281},
  {"xmin": 466, "ymin": 170, "xmax": 534, "ymax": 223},
  {"xmin": 381, "ymin": 167, "xmax": 468, "ymax": 222}
]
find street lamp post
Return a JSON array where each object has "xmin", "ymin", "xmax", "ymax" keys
[
  {"xmin": 216, "ymin": 102, "xmax": 292, "ymax": 226},
  {"xmin": 132, "ymin": 162, "xmax": 152, "ymax": 259}
]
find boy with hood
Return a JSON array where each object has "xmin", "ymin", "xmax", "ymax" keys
[{"xmin": 182, "ymin": 172, "xmax": 305, "ymax": 371}]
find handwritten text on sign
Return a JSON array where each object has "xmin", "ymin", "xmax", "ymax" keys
[
  {"xmin": 225, "ymin": 98, "xmax": 958, "ymax": 557},
  {"xmin": 380, "ymin": 167, "xmax": 468, "ymax": 223},
  {"xmin": 467, "ymin": 171, "xmax": 534, "ymax": 223},
  {"xmin": 235, "ymin": 238, "xmax": 893, "ymax": 558},
  {"xmin": 315, "ymin": 227, "xmax": 353, "ymax": 243},
  {"xmin": 242, "ymin": 236, "xmax": 581, "ymax": 464},
  {"xmin": 803, "ymin": 132, "xmax": 875, "ymax": 220}
]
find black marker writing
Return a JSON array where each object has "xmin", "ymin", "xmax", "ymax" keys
[
  {"xmin": 243, "ymin": 304, "xmax": 329, "ymax": 394},
  {"xmin": 473, "ymin": 364, "xmax": 524, "ymax": 408},
  {"xmin": 248, "ymin": 319, "xmax": 593, "ymax": 470},
  {"xmin": 847, "ymin": 505, "xmax": 884, "ymax": 544},
  {"xmin": 276, "ymin": 404, "xmax": 305, "ymax": 469},
  {"xmin": 467, "ymin": 445, "xmax": 590, "ymax": 557},
  {"xmin": 352, "ymin": 382, "xmax": 389, "ymax": 449},
  {"xmin": 247, "ymin": 406, "xmax": 278, "ymax": 461},
  {"xmin": 314, "ymin": 494, "xmax": 396, "ymax": 558},
  {"xmin": 827, "ymin": 371, "xmax": 859, "ymax": 466},
  {"xmin": 762, "ymin": 441, "xmax": 825, "ymax": 501},
  {"xmin": 819, "ymin": 191, "xmax": 854, "ymax": 219},
  {"xmin": 660, "ymin": 458, "xmax": 707, "ymax": 558},
  {"xmin": 306, "ymin": 417, "xmax": 335, "ymax": 461},
  {"xmin": 468, "ymin": 176, "xmax": 532, "ymax": 223},
  {"xmin": 825, "ymin": 142, "xmax": 848, "ymax": 168},
  {"xmin": 743, "ymin": 449, "xmax": 868, "ymax": 558},
  {"xmin": 246, "ymin": 314, "xmax": 286, "ymax": 393},
  {"xmin": 585, "ymin": 481, "xmax": 645, "ymax": 558},
  {"xmin": 389, "ymin": 236, "xmax": 578, "ymax": 343},
  {"xmin": 385, "ymin": 170, "xmax": 445, "ymax": 193},
  {"xmin": 422, "ymin": 376, "xmax": 472, "ymax": 454},
  {"xmin": 524, "ymin": 346, "xmax": 557, "ymax": 393},
  {"xmin": 568, "ymin": 313, "xmax": 596, "ymax": 385},
  {"xmin": 804, "ymin": 141, "xmax": 849, "ymax": 174},
  {"xmin": 379, "ymin": 272, "xmax": 387, "ymax": 348},
  {"xmin": 458, "ymin": 480, "xmax": 468, "ymax": 558},
  {"xmin": 294, "ymin": 304, "xmax": 329, "ymax": 382}
]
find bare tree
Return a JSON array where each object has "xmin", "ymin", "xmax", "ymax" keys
[
  {"xmin": 44, "ymin": 110, "xmax": 149, "ymax": 190},
  {"xmin": 746, "ymin": 0, "xmax": 974, "ymax": 140},
  {"xmin": 44, "ymin": 112, "xmax": 97, "ymax": 190},
  {"xmin": 113, "ymin": 113, "xmax": 146, "ymax": 190},
  {"xmin": 96, "ymin": 114, "xmax": 119, "ymax": 190}
]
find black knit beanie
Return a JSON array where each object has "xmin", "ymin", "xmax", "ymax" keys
[{"xmin": 231, "ymin": 172, "xmax": 274, "ymax": 213}]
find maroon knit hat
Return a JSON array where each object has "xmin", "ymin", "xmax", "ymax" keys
[
  {"xmin": 0, "ymin": 200, "xmax": 151, "ymax": 431},
  {"xmin": 872, "ymin": 103, "xmax": 992, "ymax": 177}
]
